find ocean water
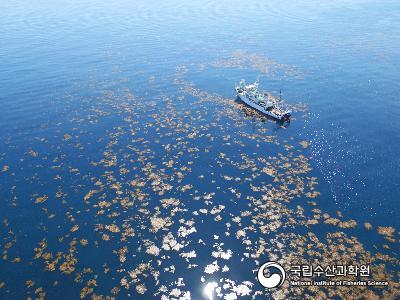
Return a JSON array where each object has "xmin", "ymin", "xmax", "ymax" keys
[{"xmin": 0, "ymin": 0, "xmax": 399, "ymax": 299}]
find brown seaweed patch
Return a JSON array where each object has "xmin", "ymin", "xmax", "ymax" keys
[
  {"xmin": 35, "ymin": 195, "xmax": 48, "ymax": 204},
  {"xmin": 377, "ymin": 226, "xmax": 395, "ymax": 237},
  {"xmin": 299, "ymin": 141, "xmax": 310, "ymax": 149},
  {"xmin": 364, "ymin": 222, "xmax": 373, "ymax": 230},
  {"xmin": 150, "ymin": 216, "xmax": 172, "ymax": 233},
  {"xmin": 105, "ymin": 224, "xmax": 120, "ymax": 233},
  {"xmin": 63, "ymin": 134, "xmax": 72, "ymax": 140},
  {"xmin": 212, "ymin": 50, "xmax": 302, "ymax": 79}
]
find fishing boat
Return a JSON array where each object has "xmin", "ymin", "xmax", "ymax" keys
[{"xmin": 234, "ymin": 80, "xmax": 291, "ymax": 121}]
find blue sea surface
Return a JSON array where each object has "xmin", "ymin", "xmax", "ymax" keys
[{"xmin": 0, "ymin": 0, "xmax": 399, "ymax": 299}]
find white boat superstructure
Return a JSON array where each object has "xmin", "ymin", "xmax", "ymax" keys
[{"xmin": 234, "ymin": 80, "xmax": 291, "ymax": 121}]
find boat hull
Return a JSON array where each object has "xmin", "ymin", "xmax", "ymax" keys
[{"xmin": 237, "ymin": 93, "xmax": 290, "ymax": 121}]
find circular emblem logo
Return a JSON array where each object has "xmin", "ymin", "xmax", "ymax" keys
[{"xmin": 257, "ymin": 261, "xmax": 286, "ymax": 289}]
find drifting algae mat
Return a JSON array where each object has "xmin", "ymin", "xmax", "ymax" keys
[{"xmin": 0, "ymin": 52, "xmax": 399, "ymax": 299}]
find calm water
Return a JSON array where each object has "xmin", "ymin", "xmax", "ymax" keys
[{"xmin": 0, "ymin": 0, "xmax": 399, "ymax": 299}]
